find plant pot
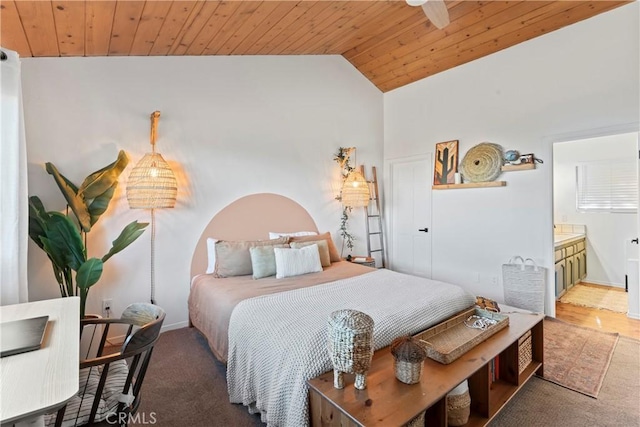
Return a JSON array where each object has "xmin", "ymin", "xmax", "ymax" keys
[{"xmin": 80, "ymin": 314, "xmax": 103, "ymax": 359}]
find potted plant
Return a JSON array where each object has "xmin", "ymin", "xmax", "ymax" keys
[{"xmin": 28, "ymin": 150, "xmax": 147, "ymax": 318}]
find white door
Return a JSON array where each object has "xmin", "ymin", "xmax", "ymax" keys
[
  {"xmin": 388, "ymin": 156, "xmax": 432, "ymax": 278},
  {"xmin": 632, "ymin": 134, "xmax": 640, "ymax": 319}
]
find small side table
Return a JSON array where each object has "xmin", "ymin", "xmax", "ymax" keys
[{"xmin": 345, "ymin": 256, "xmax": 376, "ymax": 268}]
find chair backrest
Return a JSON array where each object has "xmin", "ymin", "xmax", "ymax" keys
[
  {"xmin": 120, "ymin": 303, "xmax": 166, "ymax": 356},
  {"xmin": 61, "ymin": 303, "xmax": 166, "ymax": 427}
]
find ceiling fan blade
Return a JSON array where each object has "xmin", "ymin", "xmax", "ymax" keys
[{"xmin": 421, "ymin": 0, "xmax": 450, "ymax": 29}]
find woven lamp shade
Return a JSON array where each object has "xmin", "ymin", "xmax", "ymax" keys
[
  {"xmin": 341, "ymin": 171, "xmax": 370, "ymax": 208},
  {"xmin": 127, "ymin": 152, "xmax": 177, "ymax": 209}
]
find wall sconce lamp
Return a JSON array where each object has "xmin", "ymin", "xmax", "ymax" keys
[{"xmin": 126, "ymin": 111, "xmax": 177, "ymax": 304}]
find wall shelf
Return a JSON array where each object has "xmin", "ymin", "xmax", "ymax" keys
[
  {"xmin": 501, "ymin": 163, "xmax": 535, "ymax": 171},
  {"xmin": 432, "ymin": 181, "xmax": 506, "ymax": 190}
]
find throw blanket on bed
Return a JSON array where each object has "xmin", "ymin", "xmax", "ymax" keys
[{"xmin": 227, "ymin": 269, "xmax": 475, "ymax": 427}]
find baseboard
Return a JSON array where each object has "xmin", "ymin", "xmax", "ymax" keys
[
  {"xmin": 161, "ymin": 320, "xmax": 189, "ymax": 333},
  {"xmin": 627, "ymin": 312, "xmax": 640, "ymax": 320},
  {"xmin": 582, "ymin": 279, "xmax": 625, "ymax": 289},
  {"xmin": 106, "ymin": 320, "xmax": 189, "ymax": 345}
]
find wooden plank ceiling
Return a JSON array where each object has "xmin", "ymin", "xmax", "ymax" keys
[{"xmin": 0, "ymin": 0, "xmax": 630, "ymax": 92}]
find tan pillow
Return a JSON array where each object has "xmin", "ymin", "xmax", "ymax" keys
[
  {"xmin": 214, "ymin": 236, "xmax": 289, "ymax": 278},
  {"xmin": 290, "ymin": 240, "xmax": 331, "ymax": 267},
  {"xmin": 290, "ymin": 232, "xmax": 340, "ymax": 263}
]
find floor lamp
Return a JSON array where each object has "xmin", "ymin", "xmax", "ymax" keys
[{"xmin": 126, "ymin": 111, "xmax": 177, "ymax": 304}]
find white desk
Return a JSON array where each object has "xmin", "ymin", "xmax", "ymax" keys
[{"xmin": 1, "ymin": 298, "xmax": 79, "ymax": 425}]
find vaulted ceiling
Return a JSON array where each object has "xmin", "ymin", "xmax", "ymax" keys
[{"xmin": 0, "ymin": 1, "xmax": 630, "ymax": 92}]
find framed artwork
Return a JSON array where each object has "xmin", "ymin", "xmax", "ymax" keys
[{"xmin": 433, "ymin": 140, "xmax": 459, "ymax": 185}]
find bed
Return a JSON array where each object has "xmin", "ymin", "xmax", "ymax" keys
[{"xmin": 189, "ymin": 193, "xmax": 475, "ymax": 427}]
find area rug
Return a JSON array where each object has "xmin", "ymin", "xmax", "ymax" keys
[
  {"xmin": 543, "ymin": 317, "xmax": 619, "ymax": 398},
  {"xmin": 559, "ymin": 284, "xmax": 628, "ymax": 313}
]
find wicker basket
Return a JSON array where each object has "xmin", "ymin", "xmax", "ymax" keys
[
  {"xmin": 394, "ymin": 359, "xmax": 424, "ymax": 385},
  {"xmin": 414, "ymin": 308, "xmax": 509, "ymax": 364},
  {"xmin": 327, "ymin": 309, "xmax": 374, "ymax": 390},
  {"xmin": 404, "ymin": 410, "xmax": 426, "ymax": 427},
  {"xmin": 447, "ymin": 392, "xmax": 471, "ymax": 426},
  {"xmin": 518, "ymin": 330, "xmax": 533, "ymax": 374},
  {"xmin": 391, "ymin": 336, "xmax": 427, "ymax": 385}
]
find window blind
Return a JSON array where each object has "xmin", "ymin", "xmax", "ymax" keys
[{"xmin": 576, "ymin": 160, "xmax": 638, "ymax": 212}]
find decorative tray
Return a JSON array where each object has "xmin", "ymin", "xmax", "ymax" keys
[{"xmin": 413, "ymin": 307, "xmax": 509, "ymax": 364}]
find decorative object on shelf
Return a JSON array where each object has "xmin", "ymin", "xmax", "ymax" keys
[
  {"xmin": 502, "ymin": 151, "xmax": 544, "ymax": 171},
  {"xmin": 433, "ymin": 140, "xmax": 459, "ymax": 185},
  {"xmin": 28, "ymin": 151, "xmax": 148, "ymax": 318},
  {"xmin": 327, "ymin": 309, "xmax": 374, "ymax": 390},
  {"xmin": 414, "ymin": 307, "xmax": 509, "ymax": 364},
  {"xmin": 460, "ymin": 142, "xmax": 504, "ymax": 182},
  {"xmin": 502, "ymin": 256, "xmax": 546, "ymax": 313},
  {"xmin": 454, "ymin": 172, "xmax": 462, "ymax": 184},
  {"xmin": 127, "ymin": 111, "xmax": 178, "ymax": 304},
  {"xmin": 518, "ymin": 330, "xmax": 533, "ymax": 374},
  {"xmin": 464, "ymin": 314, "xmax": 499, "ymax": 330},
  {"xmin": 475, "ymin": 296, "xmax": 501, "ymax": 312},
  {"xmin": 504, "ymin": 149, "xmax": 520, "ymax": 163},
  {"xmin": 447, "ymin": 380, "xmax": 471, "ymax": 426},
  {"xmin": 390, "ymin": 335, "xmax": 428, "ymax": 384}
]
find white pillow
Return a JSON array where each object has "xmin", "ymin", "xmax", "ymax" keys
[
  {"xmin": 274, "ymin": 244, "xmax": 323, "ymax": 279},
  {"xmin": 206, "ymin": 238, "xmax": 218, "ymax": 274},
  {"xmin": 268, "ymin": 231, "xmax": 318, "ymax": 239}
]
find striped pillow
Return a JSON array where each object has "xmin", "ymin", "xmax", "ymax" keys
[{"xmin": 274, "ymin": 245, "xmax": 323, "ymax": 279}]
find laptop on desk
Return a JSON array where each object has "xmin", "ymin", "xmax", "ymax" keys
[{"xmin": 0, "ymin": 315, "xmax": 49, "ymax": 358}]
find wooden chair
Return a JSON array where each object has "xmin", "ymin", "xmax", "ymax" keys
[{"xmin": 47, "ymin": 303, "xmax": 165, "ymax": 427}]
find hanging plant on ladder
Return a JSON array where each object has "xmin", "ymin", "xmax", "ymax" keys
[{"xmin": 334, "ymin": 147, "xmax": 356, "ymax": 255}]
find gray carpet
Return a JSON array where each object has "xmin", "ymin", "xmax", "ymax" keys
[{"xmin": 138, "ymin": 328, "xmax": 639, "ymax": 427}]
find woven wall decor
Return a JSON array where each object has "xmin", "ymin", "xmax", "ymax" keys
[{"xmin": 460, "ymin": 143, "xmax": 504, "ymax": 182}]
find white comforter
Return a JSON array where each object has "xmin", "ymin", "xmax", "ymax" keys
[{"xmin": 226, "ymin": 269, "xmax": 475, "ymax": 427}]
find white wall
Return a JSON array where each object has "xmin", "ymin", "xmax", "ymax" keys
[
  {"xmin": 554, "ymin": 133, "xmax": 638, "ymax": 288},
  {"xmin": 384, "ymin": 3, "xmax": 639, "ymax": 315},
  {"xmin": 22, "ymin": 55, "xmax": 383, "ymax": 330}
]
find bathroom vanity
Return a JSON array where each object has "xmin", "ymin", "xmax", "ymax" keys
[{"xmin": 554, "ymin": 224, "xmax": 587, "ymax": 297}]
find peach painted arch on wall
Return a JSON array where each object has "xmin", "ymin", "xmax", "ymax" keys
[{"xmin": 190, "ymin": 193, "xmax": 319, "ymax": 277}]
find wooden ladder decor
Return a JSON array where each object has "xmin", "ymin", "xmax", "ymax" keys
[{"xmin": 360, "ymin": 166, "xmax": 386, "ymax": 268}]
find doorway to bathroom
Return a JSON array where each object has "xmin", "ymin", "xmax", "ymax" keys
[{"xmin": 552, "ymin": 131, "xmax": 640, "ymax": 339}]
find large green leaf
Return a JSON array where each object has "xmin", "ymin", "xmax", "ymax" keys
[
  {"xmin": 45, "ymin": 162, "xmax": 91, "ymax": 232},
  {"xmin": 102, "ymin": 221, "xmax": 148, "ymax": 263},
  {"xmin": 88, "ymin": 182, "xmax": 117, "ymax": 226},
  {"xmin": 79, "ymin": 150, "xmax": 129, "ymax": 200},
  {"xmin": 28, "ymin": 196, "xmax": 49, "ymax": 250},
  {"xmin": 76, "ymin": 258, "xmax": 103, "ymax": 290},
  {"xmin": 40, "ymin": 212, "xmax": 86, "ymax": 271}
]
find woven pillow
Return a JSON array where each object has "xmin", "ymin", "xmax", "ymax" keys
[
  {"xmin": 249, "ymin": 244, "xmax": 289, "ymax": 279},
  {"xmin": 290, "ymin": 239, "xmax": 331, "ymax": 267},
  {"xmin": 214, "ymin": 237, "xmax": 289, "ymax": 278},
  {"xmin": 268, "ymin": 231, "xmax": 317, "ymax": 239},
  {"xmin": 289, "ymin": 232, "xmax": 340, "ymax": 263},
  {"xmin": 274, "ymin": 245, "xmax": 323, "ymax": 279}
]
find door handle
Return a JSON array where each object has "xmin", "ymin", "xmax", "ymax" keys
[
  {"xmin": 418, "ymin": 228, "xmax": 429, "ymax": 233},
  {"xmin": 632, "ymin": 238, "xmax": 639, "ymax": 244}
]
